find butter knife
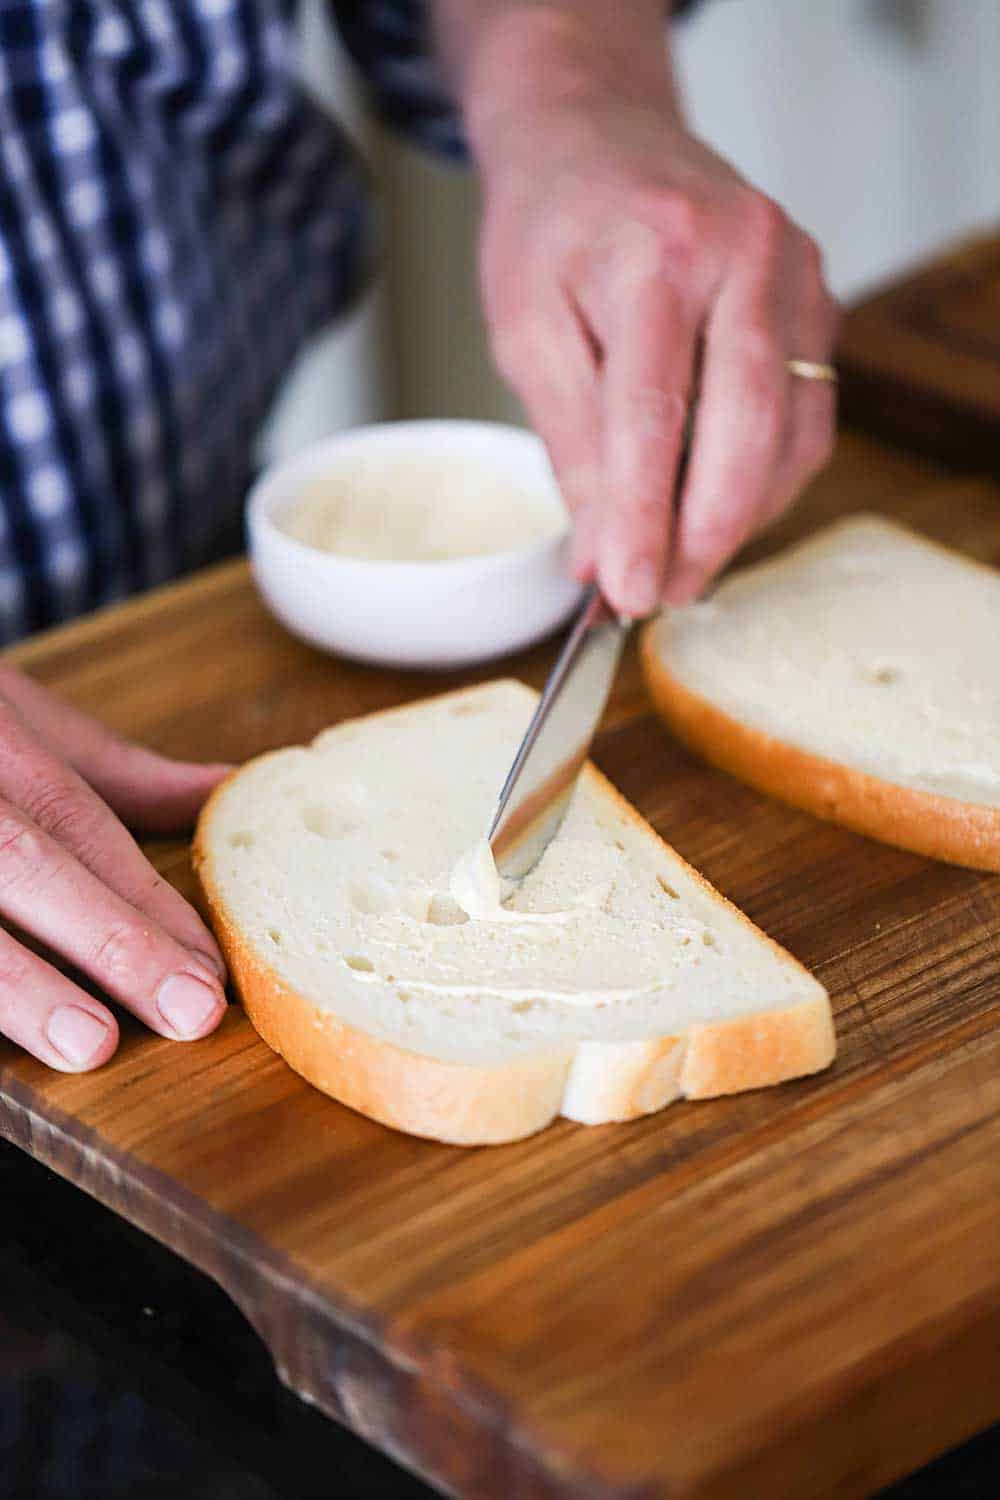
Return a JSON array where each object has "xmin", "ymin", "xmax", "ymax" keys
[
  {"xmin": 488, "ymin": 585, "xmax": 629, "ymax": 881},
  {"xmin": 489, "ymin": 390, "xmax": 695, "ymax": 882}
]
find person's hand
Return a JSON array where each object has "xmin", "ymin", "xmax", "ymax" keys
[
  {"xmin": 461, "ymin": 9, "xmax": 839, "ymax": 615},
  {"xmin": 0, "ymin": 664, "xmax": 230, "ymax": 1072}
]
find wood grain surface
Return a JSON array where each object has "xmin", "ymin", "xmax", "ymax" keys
[
  {"xmin": 3, "ymin": 432, "xmax": 1000, "ymax": 1499},
  {"xmin": 838, "ymin": 226, "xmax": 1000, "ymax": 471}
]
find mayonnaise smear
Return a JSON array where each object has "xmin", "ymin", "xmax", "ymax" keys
[{"xmin": 448, "ymin": 837, "xmax": 573, "ymax": 926}]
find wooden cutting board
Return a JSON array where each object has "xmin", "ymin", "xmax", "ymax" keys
[
  {"xmin": 3, "ymin": 432, "xmax": 1000, "ymax": 1500},
  {"xmin": 838, "ymin": 226, "xmax": 1000, "ymax": 474}
]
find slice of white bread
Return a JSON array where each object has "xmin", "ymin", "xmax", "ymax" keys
[
  {"xmin": 193, "ymin": 681, "xmax": 833, "ymax": 1145},
  {"xmin": 642, "ymin": 514, "xmax": 1000, "ymax": 871}
]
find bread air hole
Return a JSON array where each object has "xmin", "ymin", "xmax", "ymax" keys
[
  {"xmin": 864, "ymin": 662, "xmax": 901, "ymax": 685},
  {"xmin": 657, "ymin": 876, "xmax": 680, "ymax": 899},
  {"xmin": 346, "ymin": 954, "xmax": 375, "ymax": 973},
  {"xmin": 702, "ymin": 931, "xmax": 718, "ymax": 949},
  {"xmin": 229, "ymin": 832, "xmax": 255, "ymax": 849},
  {"xmin": 450, "ymin": 701, "xmax": 487, "ymax": 717},
  {"xmin": 268, "ymin": 928, "xmax": 282, "ymax": 946},
  {"xmin": 302, "ymin": 805, "xmax": 358, "ymax": 839},
  {"xmin": 424, "ymin": 894, "xmax": 470, "ymax": 927}
]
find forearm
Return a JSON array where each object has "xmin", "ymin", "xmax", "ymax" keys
[{"xmin": 430, "ymin": 1, "xmax": 684, "ymax": 170}]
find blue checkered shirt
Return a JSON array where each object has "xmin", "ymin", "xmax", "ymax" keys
[
  {"xmin": 0, "ymin": 0, "xmax": 696, "ymax": 642},
  {"xmin": 0, "ymin": 0, "xmax": 454, "ymax": 641}
]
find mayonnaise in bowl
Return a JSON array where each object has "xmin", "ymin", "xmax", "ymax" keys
[
  {"xmin": 247, "ymin": 420, "xmax": 584, "ymax": 669},
  {"xmin": 280, "ymin": 450, "xmax": 565, "ymax": 563}
]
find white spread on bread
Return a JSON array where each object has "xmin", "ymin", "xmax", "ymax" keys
[
  {"xmin": 279, "ymin": 452, "xmax": 563, "ymax": 562},
  {"xmin": 448, "ymin": 837, "xmax": 575, "ymax": 922},
  {"xmin": 655, "ymin": 515, "xmax": 1000, "ymax": 807},
  {"xmin": 441, "ymin": 839, "xmax": 669, "ymax": 1004},
  {"xmin": 448, "ymin": 837, "xmax": 508, "ymax": 920}
]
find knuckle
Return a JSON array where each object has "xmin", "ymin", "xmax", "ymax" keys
[
  {"xmin": 741, "ymin": 193, "xmax": 788, "ymax": 259},
  {"xmin": 0, "ymin": 942, "xmax": 32, "ymax": 1001},
  {"xmin": 24, "ymin": 781, "xmax": 97, "ymax": 853},
  {"xmin": 633, "ymin": 386, "xmax": 689, "ymax": 442},
  {"xmin": 646, "ymin": 193, "xmax": 704, "ymax": 268},
  {"xmin": 87, "ymin": 919, "xmax": 150, "ymax": 985},
  {"xmin": 0, "ymin": 813, "xmax": 47, "ymax": 892},
  {"xmin": 609, "ymin": 214, "xmax": 680, "ymax": 290}
]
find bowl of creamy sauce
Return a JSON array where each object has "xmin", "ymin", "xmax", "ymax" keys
[{"xmin": 247, "ymin": 421, "xmax": 583, "ymax": 668}]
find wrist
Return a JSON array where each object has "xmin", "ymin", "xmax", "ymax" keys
[{"xmin": 448, "ymin": 4, "xmax": 682, "ymax": 174}]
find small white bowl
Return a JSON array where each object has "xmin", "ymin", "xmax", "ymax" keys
[{"xmin": 246, "ymin": 420, "xmax": 583, "ymax": 669}]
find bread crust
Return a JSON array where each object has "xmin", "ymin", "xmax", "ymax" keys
[
  {"xmin": 193, "ymin": 685, "xmax": 836, "ymax": 1146},
  {"xmin": 640, "ymin": 622, "xmax": 1000, "ymax": 872},
  {"xmin": 193, "ymin": 815, "xmax": 571, "ymax": 1146},
  {"xmin": 560, "ymin": 994, "xmax": 835, "ymax": 1125}
]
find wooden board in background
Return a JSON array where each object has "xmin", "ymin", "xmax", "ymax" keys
[
  {"xmin": 838, "ymin": 226, "xmax": 1000, "ymax": 473},
  {"xmin": 3, "ymin": 433, "xmax": 1000, "ymax": 1499}
]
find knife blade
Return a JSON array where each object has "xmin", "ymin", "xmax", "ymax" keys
[
  {"xmin": 487, "ymin": 392, "xmax": 695, "ymax": 886},
  {"xmin": 488, "ymin": 585, "xmax": 629, "ymax": 882}
]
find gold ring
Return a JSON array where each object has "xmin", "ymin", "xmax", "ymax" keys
[{"xmin": 786, "ymin": 359, "xmax": 838, "ymax": 384}]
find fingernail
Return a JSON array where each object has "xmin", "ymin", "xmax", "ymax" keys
[
  {"xmin": 47, "ymin": 1006, "xmax": 111, "ymax": 1067},
  {"xmin": 623, "ymin": 559, "xmax": 661, "ymax": 617},
  {"xmin": 157, "ymin": 973, "xmax": 223, "ymax": 1038}
]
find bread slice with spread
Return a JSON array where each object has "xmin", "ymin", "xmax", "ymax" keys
[{"xmin": 194, "ymin": 681, "xmax": 833, "ymax": 1145}]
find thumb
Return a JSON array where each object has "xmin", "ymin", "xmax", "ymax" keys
[
  {"xmin": 0, "ymin": 665, "xmax": 231, "ymax": 833},
  {"xmin": 84, "ymin": 741, "xmax": 233, "ymax": 834}
]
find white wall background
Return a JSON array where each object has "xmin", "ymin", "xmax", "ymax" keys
[
  {"xmin": 262, "ymin": 0, "xmax": 1000, "ymax": 460},
  {"xmin": 673, "ymin": 0, "xmax": 1000, "ymax": 298}
]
